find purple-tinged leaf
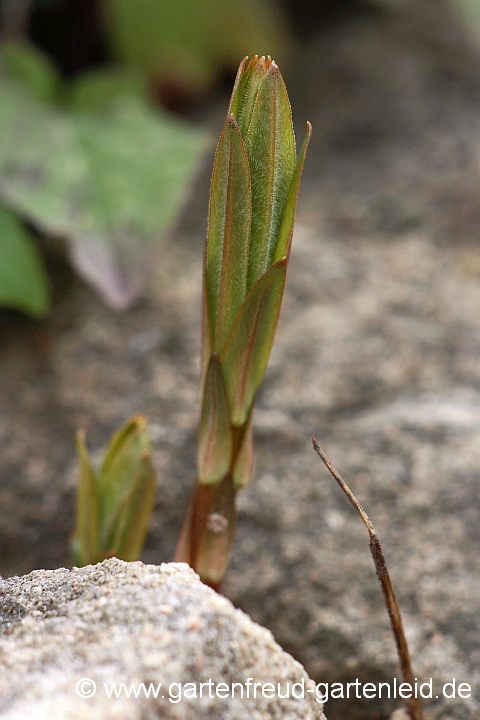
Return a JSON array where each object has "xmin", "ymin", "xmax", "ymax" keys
[
  {"xmin": 244, "ymin": 63, "xmax": 296, "ymax": 289},
  {"xmin": 200, "ymin": 247, "xmax": 211, "ymax": 394},
  {"xmin": 228, "ymin": 55, "xmax": 271, "ymax": 138},
  {"xmin": 207, "ymin": 116, "xmax": 251, "ymax": 350},
  {"xmin": 221, "ymin": 259, "xmax": 286, "ymax": 426},
  {"xmin": 197, "ymin": 354, "xmax": 232, "ymax": 484},
  {"xmin": 195, "ymin": 475, "xmax": 236, "ymax": 586},
  {"xmin": 0, "ymin": 61, "xmax": 210, "ymax": 310},
  {"xmin": 274, "ymin": 121, "xmax": 312, "ymax": 263}
]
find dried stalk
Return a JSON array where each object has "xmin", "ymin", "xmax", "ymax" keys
[{"xmin": 312, "ymin": 437, "xmax": 423, "ymax": 720}]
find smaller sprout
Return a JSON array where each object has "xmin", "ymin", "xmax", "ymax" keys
[{"xmin": 71, "ymin": 414, "xmax": 156, "ymax": 567}]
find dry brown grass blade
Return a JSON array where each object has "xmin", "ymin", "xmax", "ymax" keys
[{"xmin": 312, "ymin": 436, "xmax": 424, "ymax": 720}]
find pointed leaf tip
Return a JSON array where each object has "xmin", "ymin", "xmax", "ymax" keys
[
  {"xmin": 245, "ymin": 65, "xmax": 296, "ymax": 288},
  {"xmin": 274, "ymin": 120, "xmax": 312, "ymax": 263}
]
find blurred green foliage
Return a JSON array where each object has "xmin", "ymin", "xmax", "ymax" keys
[
  {"xmin": 0, "ymin": 205, "xmax": 50, "ymax": 317},
  {"xmin": 102, "ymin": 0, "xmax": 291, "ymax": 91},
  {"xmin": 0, "ymin": 41, "xmax": 210, "ymax": 312}
]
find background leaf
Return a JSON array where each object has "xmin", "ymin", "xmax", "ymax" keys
[
  {"xmin": 0, "ymin": 204, "xmax": 50, "ymax": 317},
  {"xmin": 0, "ymin": 53, "xmax": 211, "ymax": 308},
  {"xmin": 68, "ymin": 67, "xmax": 148, "ymax": 113},
  {"xmin": 0, "ymin": 41, "xmax": 62, "ymax": 104},
  {"xmin": 102, "ymin": 0, "xmax": 291, "ymax": 91}
]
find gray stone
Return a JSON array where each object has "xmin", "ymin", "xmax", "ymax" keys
[{"xmin": 0, "ymin": 559, "xmax": 325, "ymax": 720}]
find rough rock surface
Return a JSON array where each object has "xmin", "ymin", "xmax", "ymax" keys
[
  {"xmin": 0, "ymin": 559, "xmax": 325, "ymax": 719},
  {"xmin": 1, "ymin": 4, "xmax": 480, "ymax": 720}
]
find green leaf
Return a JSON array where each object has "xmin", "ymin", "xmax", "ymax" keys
[
  {"xmin": 0, "ymin": 41, "xmax": 62, "ymax": 104},
  {"xmin": 0, "ymin": 67, "xmax": 210, "ymax": 308},
  {"xmin": 244, "ymin": 63, "xmax": 296, "ymax": 290},
  {"xmin": 274, "ymin": 121, "xmax": 312, "ymax": 263},
  {"xmin": 72, "ymin": 416, "xmax": 156, "ymax": 566},
  {"xmin": 197, "ymin": 355, "xmax": 232, "ymax": 484},
  {"xmin": 0, "ymin": 205, "xmax": 50, "ymax": 317},
  {"xmin": 72, "ymin": 430, "xmax": 99, "ymax": 567},
  {"xmin": 99, "ymin": 415, "xmax": 152, "ymax": 551},
  {"xmin": 69, "ymin": 98, "xmax": 210, "ymax": 308},
  {"xmin": 102, "ymin": 0, "xmax": 291, "ymax": 91},
  {"xmin": 68, "ymin": 67, "xmax": 148, "ymax": 113},
  {"xmin": 111, "ymin": 452, "xmax": 156, "ymax": 561},
  {"xmin": 207, "ymin": 116, "xmax": 251, "ymax": 350},
  {"xmin": 100, "ymin": 415, "xmax": 147, "ymax": 482},
  {"xmin": 200, "ymin": 252, "xmax": 211, "ymax": 393},
  {"xmin": 228, "ymin": 56, "xmax": 269, "ymax": 137},
  {"xmin": 221, "ymin": 259, "xmax": 287, "ymax": 426}
]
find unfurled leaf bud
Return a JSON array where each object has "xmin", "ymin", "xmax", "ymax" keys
[
  {"xmin": 72, "ymin": 415, "xmax": 156, "ymax": 566},
  {"xmin": 199, "ymin": 55, "xmax": 311, "ymax": 482},
  {"xmin": 177, "ymin": 56, "xmax": 311, "ymax": 588}
]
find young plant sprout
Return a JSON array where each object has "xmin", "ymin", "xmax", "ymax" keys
[
  {"xmin": 72, "ymin": 414, "xmax": 156, "ymax": 567},
  {"xmin": 175, "ymin": 56, "xmax": 311, "ymax": 588}
]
